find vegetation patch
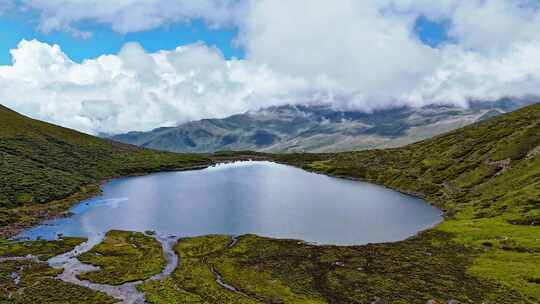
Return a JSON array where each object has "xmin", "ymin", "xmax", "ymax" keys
[
  {"xmin": 0, "ymin": 237, "xmax": 85, "ymax": 260},
  {"xmin": 77, "ymin": 230, "xmax": 165, "ymax": 285},
  {"xmin": 0, "ymin": 259, "xmax": 116, "ymax": 303},
  {"xmin": 139, "ymin": 235, "xmax": 259, "ymax": 304},
  {"xmin": 142, "ymin": 233, "xmax": 527, "ymax": 303},
  {"xmin": 469, "ymin": 251, "xmax": 540, "ymax": 301},
  {"xmin": 140, "ymin": 235, "xmax": 326, "ymax": 303}
]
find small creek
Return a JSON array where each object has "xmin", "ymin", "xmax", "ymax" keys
[{"xmin": 46, "ymin": 234, "xmax": 179, "ymax": 304}]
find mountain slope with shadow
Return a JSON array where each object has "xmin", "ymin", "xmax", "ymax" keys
[{"xmin": 111, "ymin": 98, "xmax": 535, "ymax": 153}]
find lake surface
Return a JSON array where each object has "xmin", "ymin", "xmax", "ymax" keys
[{"xmin": 17, "ymin": 161, "xmax": 442, "ymax": 245}]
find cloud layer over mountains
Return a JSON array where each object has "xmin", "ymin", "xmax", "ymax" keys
[{"xmin": 2, "ymin": 0, "xmax": 540, "ymax": 134}]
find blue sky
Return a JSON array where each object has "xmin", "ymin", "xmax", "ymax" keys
[
  {"xmin": 0, "ymin": 15, "xmax": 245, "ymax": 64},
  {"xmin": 414, "ymin": 16, "xmax": 451, "ymax": 48},
  {"xmin": 0, "ymin": 12, "xmax": 446, "ymax": 65}
]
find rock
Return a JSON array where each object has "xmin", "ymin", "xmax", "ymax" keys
[
  {"xmin": 527, "ymin": 144, "xmax": 540, "ymax": 158},
  {"xmin": 371, "ymin": 296, "xmax": 387, "ymax": 304}
]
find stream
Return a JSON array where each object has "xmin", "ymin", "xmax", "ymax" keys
[{"xmin": 47, "ymin": 234, "xmax": 180, "ymax": 304}]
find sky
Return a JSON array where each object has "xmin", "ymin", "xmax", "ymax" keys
[{"xmin": 0, "ymin": 0, "xmax": 539, "ymax": 134}]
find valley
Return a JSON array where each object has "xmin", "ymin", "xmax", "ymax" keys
[{"xmin": 0, "ymin": 103, "xmax": 539, "ymax": 303}]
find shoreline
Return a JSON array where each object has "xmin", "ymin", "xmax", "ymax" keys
[
  {"xmin": 7, "ymin": 159, "xmax": 444, "ymax": 249},
  {"xmin": 1, "ymin": 163, "xmax": 213, "ymax": 239}
]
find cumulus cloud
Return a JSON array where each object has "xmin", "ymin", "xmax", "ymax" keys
[
  {"xmin": 1, "ymin": 0, "xmax": 540, "ymax": 134},
  {"xmin": 0, "ymin": 40, "xmax": 310, "ymax": 134}
]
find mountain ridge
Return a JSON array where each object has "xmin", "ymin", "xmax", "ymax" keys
[{"xmin": 111, "ymin": 98, "xmax": 535, "ymax": 153}]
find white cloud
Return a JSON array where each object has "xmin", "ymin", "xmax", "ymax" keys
[
  {"xmin": 240, "ymin": 0, "xmax": 439, "ymax": 102},
  {"xmin": 235, "ymin": 0, "xmax": 540, "ymax": 108},
  {"xmin": 0, "ymin": 40, "xmax": 309, "ymax": 134},
  {"xmin": 1, "ymin": 1, "xmax": 540, "ymax": 134},
  {"xmin": 406, "ymin": 42, "xmax": 540, "ymax": 106},
  {"xmin": 21, "ymin": 0, "xmax": 246, "ymax": 35}
]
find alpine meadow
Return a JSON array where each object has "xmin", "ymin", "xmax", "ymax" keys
[{"xmin": 1, "ymin": 1, "xmax": 540, "ymax": 304}]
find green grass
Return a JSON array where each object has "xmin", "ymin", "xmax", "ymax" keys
[
  {"xmin": 141, "ymin": 233, "xmax": 526, "ymax": 303},
  {"xmin": 78, "ymin": 230, "xmax": 166, "ymax": 285},
  {"xmin": 0, "ymin": 237, "xmax": 85, "ymax": 260},
  {"xmin": 0, "ymin": 259, "xmax": 116, "ymax": 304},
  {"xmin": 139, "ymin": 235, "xmax": 259, "ymax": 304},
  {"xmin": 139, "ymin": 235, "xmax": 327, "ymax": 304},
  {"xmin": 0, "ymin": 104, "xmax": 211, "ymax": 237}
]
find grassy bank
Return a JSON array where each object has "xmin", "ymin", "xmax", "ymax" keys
[
  {"xmin": 78, "ymin": 230, "xmax": 166, "ymax": 285},
  {"xmin": 0, "ymin": 104, "xmax": 212, "ymax": 237},
  {"xmin": 0, "ymin": 237, "xmax": 86, "ymax": 260}
]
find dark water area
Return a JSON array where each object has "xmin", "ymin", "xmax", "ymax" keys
[{"xmin": 17, "ymin": 161, "xmax": 442, "ymax": 245}]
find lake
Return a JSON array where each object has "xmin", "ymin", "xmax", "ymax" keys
[{"xmin": 17, "ymin": 161, "xmax": 442, "ymax": 245}]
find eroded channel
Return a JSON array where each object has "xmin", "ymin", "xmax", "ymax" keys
[{"xmin": 48, "ymin": 234, "xmax": 180, "ymax": 304}]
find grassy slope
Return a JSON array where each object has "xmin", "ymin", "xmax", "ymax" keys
[
  {"xmin": 267, "ymin": 103, "xmax": 540, "ymax": 301},
  {"xmin": 0, "ymin": 104, "xmax": 211, "ymax": 236}
]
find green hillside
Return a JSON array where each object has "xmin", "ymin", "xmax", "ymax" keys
[
  {"xmin": 0, "ymin": 104, "xmax": 211, "ymax": 237},
  {"xmin": 266, "ymin": 102, "xmax": 540, "ymax": 301},
  {"xmin": 275, "ymin": 103, "xmax": 539, "ymax": 217}
]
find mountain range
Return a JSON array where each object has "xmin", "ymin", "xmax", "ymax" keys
[{"xmin": 110, "ymin": 98, "xmax": 536, "ymax": 153}]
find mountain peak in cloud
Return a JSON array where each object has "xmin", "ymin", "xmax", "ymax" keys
[{"xmin": 1, "ymin": 1, "xmax": 540, "ymax": 134}]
